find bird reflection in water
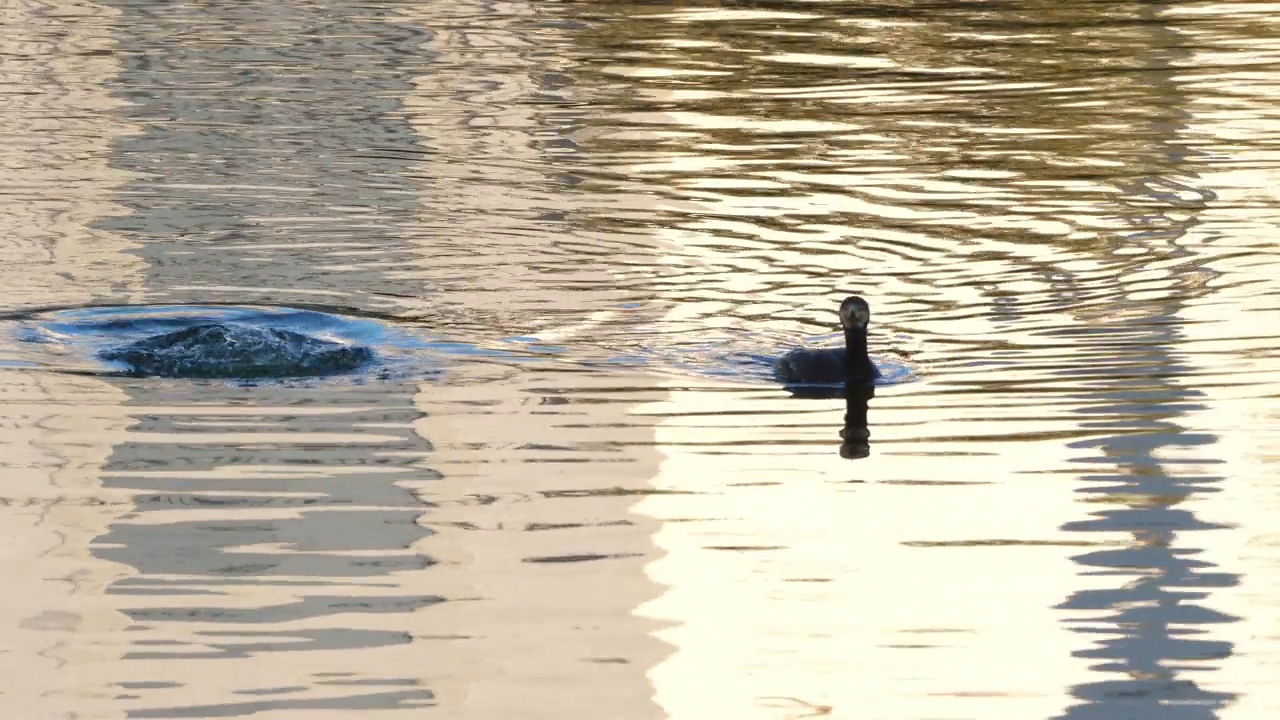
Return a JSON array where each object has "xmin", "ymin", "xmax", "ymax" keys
[
  {"xmin": 783, "ymin": 381, "xmax": 876, "ymax": 459},
  {"xmin": 840, "ymin": 382, "xmax": 875, "ymax": 460}
]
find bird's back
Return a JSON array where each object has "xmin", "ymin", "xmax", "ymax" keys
[{"xmin": 774, "ymin": 347, "xmax": 849, "ymax": 385}]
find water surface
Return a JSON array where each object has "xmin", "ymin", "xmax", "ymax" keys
[{"xmin": 2, "ymin": 0, "xmax": 1280, "ymax": 718}]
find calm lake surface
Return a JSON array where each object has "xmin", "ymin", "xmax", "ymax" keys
[{"xmin": 2, "ymin": 1, "xmax": 1279, "ymax": 717}]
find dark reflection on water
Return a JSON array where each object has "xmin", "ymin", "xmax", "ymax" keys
[
  {"xmin": 5, "ymin": 0, "xmax": 1280, "ymax": 716},
  {"xmin": 840, "ymin": 384, "xmax": 874, "ymax": 459},
  {"xmin": 1054, "ymin": 7, "xmax": 1237, "ymax": 718}
]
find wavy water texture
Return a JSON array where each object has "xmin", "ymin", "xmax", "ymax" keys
[{"xmin": 1, "ymin": 1, "xmax": 1280, "ymax": 719}]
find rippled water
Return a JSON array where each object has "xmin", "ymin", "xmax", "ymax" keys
[{"xmin": 3, "ymin": 0, "xmax": 1280, "ymax": 717}]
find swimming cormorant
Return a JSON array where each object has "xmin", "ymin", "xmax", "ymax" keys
[{"xmin": 774, "ymin": 295, "xmax": 880, "ymax": 386}]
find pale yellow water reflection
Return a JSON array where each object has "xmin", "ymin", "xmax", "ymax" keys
[{"xmin": 1, "ymin": 0, "xmax": 1280, "ymax": 718}]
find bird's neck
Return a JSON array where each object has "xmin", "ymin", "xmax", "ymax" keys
[{"xmin": 843, "ymin": 327, "xmax": 876, "ymax": 380}]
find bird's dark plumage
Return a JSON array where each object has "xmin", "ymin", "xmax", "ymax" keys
[{"xmin": 775, "ymin": 296, "xmax": 880, "ymax": 386}]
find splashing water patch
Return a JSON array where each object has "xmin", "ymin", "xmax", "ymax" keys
[{"xmin": 6, "ymin": 305, "xmax": 453, "ymax": 381}]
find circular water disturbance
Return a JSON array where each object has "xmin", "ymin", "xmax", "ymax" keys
[{"xmin": 6, "ymin": 304, "xmax": 452, "ymax": 381}]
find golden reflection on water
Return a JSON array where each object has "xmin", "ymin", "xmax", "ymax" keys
[
  {"xmin": 574, "ymin": 2, "xmax": 1280, "ymax": 719},
  {"xmin": 1, "ymin": 0, "xmax": 1280, "ymax": 718}
]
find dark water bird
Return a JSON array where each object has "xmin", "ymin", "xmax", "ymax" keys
[
  {"xmin": 775, "ymin": 295, "xmax": 881, "ymax": 387},
  {"xmin": 98, "ymin": 323, "xmax": 373, "ymax": 379}
]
